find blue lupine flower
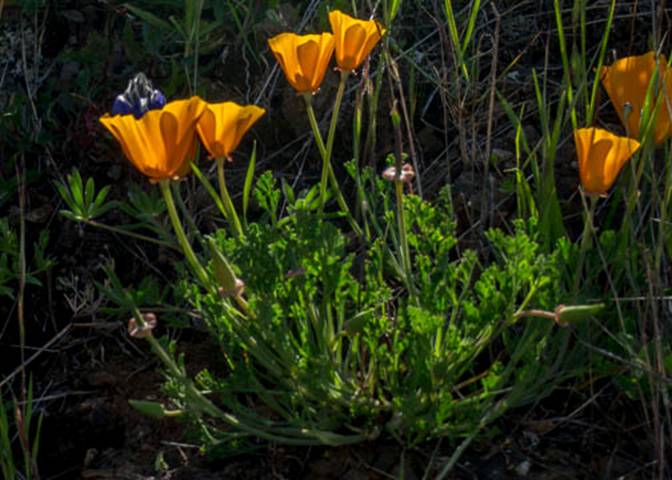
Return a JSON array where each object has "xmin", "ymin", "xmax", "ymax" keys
[{"xmin": 111, "ymin": 73, "xmax": 166, "ymax": 119}]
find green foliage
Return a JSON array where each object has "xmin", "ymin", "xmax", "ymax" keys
[
  {"xmin": 98, "ymin": 262, "xmax": 174, "ymax": 319},
  {"xmin": 0, "ymin": 0, "xmax": 666, "ymax": 476},
  {"xmin": 120, "ymin": 185, "xmax": 171, "ymax": 237},
  {"xmin": 0, "ymin": 383, "xmax": 44, "ymax": 480},
  {"xmin": 41, "ymin": 0, "xmax": 667, "ymax": 467},
  {"xmin": 0, "ymin": 218, "xmax": 53, "ymax": 299},
  {"xmin": 0, "ymin": 394, "xmax": 14, "ymax": 479},
  {"xmin": 56, "ymin": 169, "xmax": 113, "ymax": 222},
  {"xmin": 157, "ymin": 172, "xmax": 584, "ymax": 448},
  {"xmin": 119, "ymin": 0, "xmax": 284, "ymax": 92},
  {"xmin": 443, "ymin": 0, "xmax": 482, "ymax": 81},
  {"xmin": 253, "ymin": 171, "xmax": 281, "ymax": 224}
]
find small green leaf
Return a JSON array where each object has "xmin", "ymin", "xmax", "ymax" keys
[
  {"xmin": 85, "ymin": 177, "xmax": 95, "ymax": 208},
  {"xmin": 69, "ymin": 171, "xmax": 84, "ymax": 209},
  {"xmin": 282, "ymin": 179, "xmax": 295, "ymax": 205}
]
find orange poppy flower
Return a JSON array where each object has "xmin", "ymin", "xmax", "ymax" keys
[
  {"xmin": 268, "ymin": 33, "xmax": 335, "ymax": 93},
  {"xmin": 574, "ymin": 127, "xmax": 640, "ymax": 196},
  {"xmin": 100, "ymin": 97, "xmax": 206, "ymax": 180},
  {"xmin": 328, "ymin": 10, "xmax": 385, "ymax": 71},
  {"xmin": 196, "ymin": 102, "xmax": 265, "ymax": 160},
  {"xmin": 601, "ymin": 51, "xmax": 672, "ymax": 144}
]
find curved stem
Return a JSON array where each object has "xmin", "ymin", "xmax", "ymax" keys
[
  {"xmin": 391, "ymin": 106, "xmax": 416, "ymax": 299},
  {"xmin": 135, "ymin": 304, "xmax": 366, "ymax": 446},
  {"xmin": 217, "ymin": 158, "xmax": 243, "ymax": 238},
  {"xmin": 172, "ymin": 181, "xmax": 202, "ymax": 243},
  {"xmin": 143, "ymin": 328, "xmax": 358, "ymax": 445},
  {"xmin": 86, "ymin": 219, "xmax": 180, "ymax": 252},
  {"xmin": 302, "ymin": 94, "xmax": 329, "ymax": 209},
  {"xmin": 327, "ymin": 163, "xmax": 362, "ymax": 237},
  {"xmin": 302, "ymin": 94, "xmax": 327, "ymax": 159},
  {"xmin": 394, "ymin": 177, "xmax": 415, "ymax": 298},
  {"xmin": 159, "ymin": 179, "xmax": 210, "ymax": 287}
]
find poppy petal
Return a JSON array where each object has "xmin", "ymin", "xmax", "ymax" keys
[
  {"xmin": 574, "ymin": 127, "xmax": 640, "ymax": 195},
  {"xmin": 196, "ymin": 102, "xmax": 265, "ymax": 160},
  {"xmin": 329, "ymin": 10, "xmax": 385, "ymax": 71},
  {"xmin": 100, "ymin": 97, "xmax": 206, "ymax": 180},
  {"xmin": 269, "ymin": 33, "xmax": 334, "ymax": 93},
  {"xmin": 601, "ymin": 52, "xmax": 670, "ymax": 144}
]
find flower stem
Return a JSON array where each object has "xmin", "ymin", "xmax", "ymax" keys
[
  {"xmin": 85, "ymin": 219, "xmax": 180, "ymax": 251},
  {"xmin": 159, "ymin": 179, "xmax": 210, "ymax": 287},
  {"xmin": 302, "ymin": 94, "xmax": 327, "ymax": 158},
  {"xmin": 391, "ymin": 106, "xmax": 416, "ymax": 299},
  {"xmin": 216, "ymin": 158, "xmax": 243, "ymax": 239},
  {"xmin": 171, "ymin": 181, "xmax": 202, "ymax": 243},
  {"xmin": 133, "ymin": 308, "xmax": 365, "ymax": 445},
  {"xmin": 327, "ymin": 164, "xmax": 362, "ymax": 236},
  {"xmin": 324, "ymin": 72, "xmax": 352, "ymax": 216},
  {"xmin": 302, "ymin": 93, "xmax": 329, "ymax": 209},
  {"xmin": 302, "ymin": 79, "xmax": 362, "ymax": 237},
  {"xmin": 573, "ymin": 193, "xmax": 597, "ymax": 296},
  {"xmin": 394, "ymin": 175, "xmax": 415, "ymax": 297},
  {"xmin": 325, "ymin": 71, "xmax": 350, "ymax": 189}
]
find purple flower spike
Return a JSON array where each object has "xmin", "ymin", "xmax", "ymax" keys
[
  {"xmin": 111, "ymin": 95, "xmax": 135, "ymax": 116},
  {"xmin": 111, "ymin": 73, "xmax": 167, "ymax": 118},
  {"xmin": 149, "ymin": 90, "xmax": 166, "ymax": 111}
]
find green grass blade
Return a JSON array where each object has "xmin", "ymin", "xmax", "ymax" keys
[
  {"xmin": 125, "ymin": 4, "xmax": 173, "ymax": 31},
  {"xmin": 443, "ymin": 0, "xmax": 467, "ymax": 80},
  {"xmin": 587, "ymin": 0, "xmax": 616, "ymax": 123},
  {"xmin": 85, "ymin": 177, "xmax": 95, "ymax": 211},
  {"xmin": 461, "ymin": 0, "xmax": 481, "ymax": 54},
  {"xmin": 553, "ymin": 0, "xmax": 577, "ymax": 129},
  {"xmin": 243, "ymin": 141, "xmax": 257, "ymax": 226},
  {"xmin": 68, "ymin": 171, "xmax": 84, "ymax": 210},
  {"xmin": 190, "ymin": 162, "xmax": 228, "ymax": 220}
]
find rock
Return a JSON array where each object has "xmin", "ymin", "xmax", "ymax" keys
[{"xmin": 515, "ymin": 459, "xmax": 532, "ymax": 476}]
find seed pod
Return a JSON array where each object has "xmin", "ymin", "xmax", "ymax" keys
[
  {"xmin": 218, "ymin": 278, "xmax": 246, "ymax": 299},
  {"xmin": 382, "ymin": 163, "xmax": 415, "ymax": 183}
]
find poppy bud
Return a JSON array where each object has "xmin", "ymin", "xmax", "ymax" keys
[
  {"xmin": 218, "ymin": 278, "xmax": 246, "ymax": 299},
  {"xmin": 128, "ymin": 312, "xmax": 157, "ymax": 338},
  {"xmin": 554, "ymin": 303, "xmax": 605, "ymax": 327},
  {"xmin": 382, "ymin": 163, "xmax": 415, "ymax": 183},
  {"xmin": 268, "ymin": 33, "xmax": 335, "ymax": 94},
  {"xmin": 196, "ymin": 102, "xmax": 265, "ymax": 160},
  {"xmin": 328, "ymin": 10, "xmax": 385, "ymax": 72},
  {"xmin": 208, "ymin": 238, "xmax": 245, "ymax": 298}
]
